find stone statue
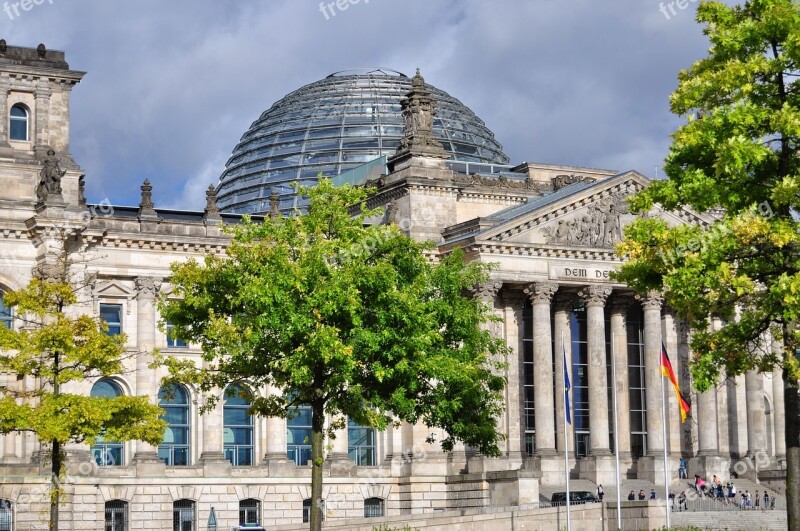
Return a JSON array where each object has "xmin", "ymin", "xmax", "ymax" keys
[
  {"xmin": 36, "ymin": 149, "xmax": 66, "ymax": 202},
  {"xmin": 541, "ymin": 193, "xmax": 630, "ymax": 248}
]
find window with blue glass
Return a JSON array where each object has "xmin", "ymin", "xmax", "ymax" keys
[
  {"xmin": 0, "ymin": 294, "xmax": 12, "ymax": 329},
  {"xmin": 100, "ymin": 304, "xmax": 122, "ymax": 336},
  {"xmin": 91, "ymin": 379, "xmax": 124, "ymax": 466},
  {"xmin": 9, "ymin": 104, "xmax": 28, "ymax": 141},
  {"xmin": 627, "ymin": 303, "xmax": 648, "ymax": 458},
  {"xmin": 158, "ymin": 384, "xmax": 190, "ymax": 466},
  {"xmin": 570, "ymin": 305, "xmax": 590, "ymax": 458},
  {"xmin": 165, "ymin": 322, "xmax": 187, "ymax": 348},
  {"xmin": 223, "ymin": 384, "xmax": 253, "ymax": 466},
  {"xmin": 287, "ymin": 404, "xmax": 312, "ymax": 465},
  {"xmin": 521, "ymin": 299, "xmax": 534, "ymax": 456},
  {"xmin": 347, "ymin": 418, "xmax": 375, "ymax": 466}
]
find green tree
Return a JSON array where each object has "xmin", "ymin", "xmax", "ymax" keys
[
  {"xmin": 159, "ymin": 179, "xmax": 507, "ymax": 531},
  {"xmin": 614, "ymin": 0, "xmax": 800, "ymax": 526},
  {"xmin": 0, "ymin": 263, "xmax": 166, "ymax": 531}
]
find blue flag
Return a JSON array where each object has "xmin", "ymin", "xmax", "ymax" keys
[{"xmin": 563, "ymin": 342, "xmax": 572, "ymax": 425}]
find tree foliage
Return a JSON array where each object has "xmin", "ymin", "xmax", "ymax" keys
[
  {"xmin": 159, "ymin": 178, "xmax": 507, "ymax": 531},
  {"xmin": 613, "ymin": 0, "xmax": 800, "ymax": 526},
  {"xmin": 0, "ymin": 267, "xmax": 166, "ymax": 531}
]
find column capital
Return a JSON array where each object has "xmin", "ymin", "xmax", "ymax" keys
[
  {"xmin": 608, "ymin": 296, "xmax": 633, "ymax": 315},
  {"xmin": 524, "ymin": 282, "xmax": 558, "ymax": 305},
  {"xmin": 638, "ymin": 290, "xmax": 663, "ymax": 311},
  {"xmin": 134, "ymin": 276, "xmax": 162, "ymax": 299},
  {"xmin": 470, "ymin": 281, "xmax": 503, "ymax": 302},
  {"xmin": 579, "ymin": 285, "xmax": 612, "ymax": 308}
]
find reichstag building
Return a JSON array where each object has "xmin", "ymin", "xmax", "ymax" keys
[{"xmin": 0, "ymin": 43, "xmax": 786, "ymax": 530}]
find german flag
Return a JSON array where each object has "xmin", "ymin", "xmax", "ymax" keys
[{"xmin": 660, "ymin": 344, "xmax": 690, "ymax": 423}]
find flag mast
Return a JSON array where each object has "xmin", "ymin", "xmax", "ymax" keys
[
  {"xmin": 562, "ymin": 330, "xmax": 571, "ymax": 531},
  {"xmin": 660, "ymin": 340, "xmax": 671, "ymax": 530}
]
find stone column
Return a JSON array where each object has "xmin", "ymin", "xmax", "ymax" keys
[
  {"xmin": 199, "ymin": 390, "xmax": 231, "ymax": 475},
  {"xmin": 263, "ymin": 384, "xmax": 293, "ymax": 475},
  {"xmin": 133, "ymin": 276, "xmax": 162, "ymax": 466},
  {"xmin": 524, "ymin": 282, "xmax": 558, "ymax": 457},
  {"xmin": 609, "ymin": 298, "xmax": 631, "ymax": 458},
  {"xmin": 663, "ymin": 309, "xmax": 681, "ymax": 456},
  {"xmin": 33, "ymin": 85, "xmax": 51, "ymax": 151},
  {"xmin": 502, "ymin": 291, "xmax": 526, "ymax": 465},
  {"xmin": 745, "ymin": 370, "xmax": 767, "ymax": 457},
  {"xmin": 772, "ymin": 337, "xmax": 786, "ymax": 460},
  {"xmin": 0, "ymin": 80, "xmax": 11, "ymax": 148},
  {"xmin": 328, "ymin": 417, "xmax": 355, "ymax": 476},
  {"xmin": 553, "ymin": 294, "xmax": 574, "ymax": 457},
  {"xmin": 582, "ymin": 285, "xmax": 612, "ymax": 456},
  {"xmin": 641, "ymin": 292, "xmax": 665, "ymax": 457}
]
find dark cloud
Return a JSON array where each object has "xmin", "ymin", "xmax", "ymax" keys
[{"xmin": 2, "ymin": 0, "xmax": 716, "ymax": 209}]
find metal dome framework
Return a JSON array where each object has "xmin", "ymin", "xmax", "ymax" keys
[{"xmin": 217, "ymin": 70, "xmax": 510, "ymax": 214}]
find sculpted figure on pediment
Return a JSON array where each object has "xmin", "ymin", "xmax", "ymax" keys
[{"xmin": 541, "ymin": 193, "xmax": 630, "ymax": 248}]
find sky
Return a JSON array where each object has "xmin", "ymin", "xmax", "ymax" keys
[{"xmin": 2, "ymin": 0, "xmax": 717, "ymax": 210}]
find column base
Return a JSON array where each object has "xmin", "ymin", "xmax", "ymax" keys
[
  {"xmin": 535, "ymin": 455, "xmax": 577, "ymax": 486},
  {"xmin": 263, "ymin": 453, "xmax": 296, "ymax": 476},
  {"xmin": 466, "ymin": 454, "xmax": 517, "ymax": 474},
  {"xmin": 325, "ymin": 452, "xmax": 356, "ymax": 477},
  {"xmin": 688, "ymin": 454, "xmax": 730, "ymax": 484},
  {"xmin": 132, "ymin": 451, "xmax": 166, "ymax": 477},
  {"xmin": 199, "ymin": 451, "xmax": 231, "ymax": 476},
  {"xmin": 636, "ymin": 454, "xmax": 682, "ymax": 484},
  {"xmin": 578, "ymin": 455, "xmax": 617, "ymax": 485}
]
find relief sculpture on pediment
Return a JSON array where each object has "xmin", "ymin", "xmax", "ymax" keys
[{"xmin": 541, "ymin": 193, "xmax": 630, "ymax": 248}]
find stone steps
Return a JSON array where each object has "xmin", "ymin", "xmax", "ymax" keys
[{"xmin": 671, "ymin": 509, "xmax": 788, "ymax": 530}]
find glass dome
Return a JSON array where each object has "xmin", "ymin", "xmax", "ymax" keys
[{"xmin": 217, "ymin": 68, "xmax": 510, "ymax": 214}]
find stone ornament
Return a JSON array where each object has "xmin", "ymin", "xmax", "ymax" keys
[
  {"xmin": 470, "ymin": 281, "xmax": 503, "ymax": 301},
  {"xmin": 579, "ymin": 285, "xmax": 612, "ymax": 307},
  {"xmin": 269, "ymin": 189, "xmax": 281, "ymax": 219},
  {"xmin": 134, "ymin": 276, "xmax": 161, "ymax": 298},
  {"xmin": 638, "ymin": 290, "xmax": 664, "ymax": 311},
  {"xmin": 36, "ymin": 149, "xmax": 66, "ymax": 203},
  {"xmin": 552, "ymin": 174, "xmax": 596, "ymax": 191},
  {"xmin": 523, "ymin": 282, "xmax": 558, "ymax": 304},
  {"xmin": 452, "ymin": 172, "xmax": 536, "ymax": 191},
  {"xmin": 36, "ymin": 43, "xmax": 45, "ymax": 58},
  {"xmin": 385, "ymin": 200, "xmax": 398, "ymax": 224},
  {"xmin": 392, "ymin": 69, "xmax": 449, "ymax": 160},
  {"xmin": 138, "ymin": 179, "xmax": 157, "ymax": 217},
  {"xmin": 203, "ymin": 184, "xmax": 222, "ymax": 221},
  {"xmin": 540, "ymin": 193, "xmax": 629, "ymax": 248}
]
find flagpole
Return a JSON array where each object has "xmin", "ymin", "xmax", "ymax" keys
[
  {"xmin": 611, "ymin": 331, "xmax": 622, "ymax": 531},
  {"xmin": 562, "ymin": 330, "xmax": 571, "ymax": 531},
  {"xmin": 660, "ymin": 340, "xmax": 671, "ymax": 529}
]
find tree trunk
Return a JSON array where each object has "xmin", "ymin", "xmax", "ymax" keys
[
  {"xmin": 309, "ymin": 401, "xmax": 325, "ymax": 531},
  {"xmin": 785, "ymin": 366, "xmax": 799, "ymax": 531},
  {"xmin": 49, "ymin": 438, "xmax": 61, "ymax": 531}
]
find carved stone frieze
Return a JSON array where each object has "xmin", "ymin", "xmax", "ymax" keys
[
  {"xmin": 552, "ymin": 174, "xmax": 596, "ymax": 191},
  {"xmin": 134, "ymin": 276, "xmax": 161, "ymax": 299},
  {"xmin": 452, "ymin": 172, "xmax": 536, "ymax": 191},
  {"xmin": 540, "ymin": 193, "xmax": 629, "ymax": 248},
  {"xmin": 579, "ymin": 285, "xmax": 612, "ymax": 307},
  {"xmin": 523, "ymin": 282, "xmax": 558, "ymax": 305}
]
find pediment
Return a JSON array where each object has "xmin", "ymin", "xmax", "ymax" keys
[
  {"xmin": 474, "ymin": 171, "xmax": 714, "ymax": 248},
  {"xmin": 93, "ymin": 280, "xmax": 135, "ymax": 298}
]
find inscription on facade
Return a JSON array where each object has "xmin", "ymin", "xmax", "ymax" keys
[{"xmin": 548, "ymin": 263, "xmax": 617, "ymax": 282}]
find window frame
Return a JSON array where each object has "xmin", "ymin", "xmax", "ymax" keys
[
  {"xmin": 99, "ymin": 303, "xmax": 123, "ymax": 336},
  {"xmin": 104, "ymin": 499, "xmax": 128, "ymax": 531},
  {"xmin": 91, "ymin": 379, "xmax": 125, "ymax": 467},
  {"xmin": 347, "ymin": 418, "xmax": 376, "ymax": 466},
  {"xmin": 223, "ymin": 384, "xmax": 254, "ymax": 466},
  {"xmin": 364, "ymin": 497, "xmax": 385, "ymax": 518},
  {"xmin": 287, "ymin": 404, "xmax": 313, "ymax": 466},
  {"xmin": 9, "ymin": 104, "xmax": 28, "ymax": 142},
  {"xmin": 238, "ymin": 498, "xmax": 260, "ymax": 526},
  {"xmin": 165, "ymin": 322, "xmax": 188, "ymax": 348},
  {"xmin": 172, "ymin": 499, "xmax": 195, "ymax": 531},
  {"xmin": 0, "ymin": 498, "xmax": 12, "ymax": 531},
  {"xmin": 158, "ymin": 384, "xmax": 191, "ymax": 466},
  {"xmin": 0, "ymin": 294, "xmax": 12, "ymax": 330}
]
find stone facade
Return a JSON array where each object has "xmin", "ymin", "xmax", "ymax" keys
[{"xmin": 0, "ymin": 44, "xmax": 787, "ymax": 530}]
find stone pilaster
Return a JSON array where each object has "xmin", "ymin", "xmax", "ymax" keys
[
  {"xmin": 523, "ymin": 282, "xmax": 558, "ymax": 457},
  {"xmin": 609, "ymin": 298, "xmax": 631, "ymax": 458},
  {"xmin": 199, "ymin": 390, "xmax": 231, "ymax": 475},
  {"xmin": 263, "ymin": 384, "xmax": 293, "ymax": 475},
  {"xmin": 0, "ymin": 80, "xmax": 11, "ymax": 149},
  {"xmin": 33, "ymin": 85, "xmax": 51, "ymax": 152},
  {"xmin": 745, "ymin": 369, "xmax": 767, "ymax": 458},
  {"xmin": 502, "ymin": 290, "xmax": 526, "ymax": 466},
  {"xmin": 641, "ymin": 292, "xmax": 665, "ymax": 457},
  {"xmin": 132, "ymin": 276, "xmax": 164, "ymax": 472},
  {"xmin": 327, "ymin": 418, "xmax": 356, "ymax": 477}
]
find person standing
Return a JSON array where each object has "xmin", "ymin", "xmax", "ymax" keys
[
  {"xmin": 638, "ymin": 489, "xmax": 646, "ymax": 500},
  {"xmin": 679, "ymin": 457, "xmax": 687, "ymax": 479},
  {"xmin": 628, "ymin": 490, "xmax": 635, "ymax": 501},
  {"xmin": 649, "ymin": 489, "xmax": 656, "ymax": 500},
  {"xmin": 755, "ymin": 491, "xmax": 760, "ymax": 509},
  {"xmin": 596, "ymin": 484, "xmax": 604, "ymax": 501},
  {"xmin": 764, "ymin": 491, "xmax": 770, "ymax": 509}
]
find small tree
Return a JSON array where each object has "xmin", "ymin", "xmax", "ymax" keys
[
  {"xmin": 0, "ymin": 259, "xmax": 166, "ymax": 531},
  {"xmin": 614, "ymin": 1, "xmax": 800, "ymax": 527},
  {"xmin": 159, "ymin": 179, "xmax": 507, "ymax": 531}
]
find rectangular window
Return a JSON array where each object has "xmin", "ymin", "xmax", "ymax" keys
[
  {"xmin": 166, "ymin": 323, "xmax": 187, "ymax": 348},
  {"xmin": 0, "ymin": 299, "xmax": 11, "ymax": 330},
  {"xmin": 100, "ymin": 304, "xmax": 122, "ymax": 336}
]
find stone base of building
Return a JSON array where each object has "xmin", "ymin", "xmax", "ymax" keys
[
  {"xmin": 690, "ymin": 454, "xmax": 730, "ymax": 483},
  {"xmin": 577, "ymin": 454, "xmax": 617, "ymax": 485},
  {"xmin": 636, "ymin": 454, "xmax": 680, "ymax": 484}
]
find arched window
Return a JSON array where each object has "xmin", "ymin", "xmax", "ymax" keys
[
  {"xmin": 158, "ymin": 384, "xmax": 190, "ymax": 466},
  {"xmin": 0, "ymin": 293, "xmax": 12, "ymax": 329},
  {"xmin": 239, "ymin": 498, "xmax": 260, "ymax": 526},
  {"xmin": 0, "ymin": 499, "xmax": 12, "ymax": 531},
  {"xmin": 9, "ymin": 104, "xmax": 28, "ymax": 141},
  {"xmin": 287, "ymin": 404, "xmax": 312, "ymax": 465},
  {"xmin": 91, "ymin": 379, "xmax": 124, "ymax": 466},
  {"xmin": 172, "ymin": 499, "xmax": 195, "ymax": 531},
  {"xmin": 364, "ymin": 497, "xmax": 384, "ymax": 518},
  {"xmin": 223, "ymin": 384, "xmax": 253, "ymax": 465},
  {"xmin": 348, "ymin": 418, "xmax": 375, "ymax": 466},
  {"xmin": 104, "ymin": 500, "xmax": 127, "ymax": 531}
]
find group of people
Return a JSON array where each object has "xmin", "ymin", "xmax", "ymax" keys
[
  {"xmin": 626, "ymin": 488, "xmax": 657, "ymax": 501},
  {"xmin": 690, "ymin": 472, "xmax": 776, "ymax": 509}
]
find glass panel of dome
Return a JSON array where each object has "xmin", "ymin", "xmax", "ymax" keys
[
  {"xmin": 307, "ymin": 127, "xmax": 342, "ymax": 140},
  {"xmin": 342, "ymin": 125, "xmax": 377, "ymax": 137},
  {"xmin": 342, "ymin": 138, "xmax": 380, "ymax": 149},
  {"xmin": 271, "ymin": 142, "xmax": 302, "ymax": 156},
  {"xmin": 305, "ymin": 138, "xmax": 342, "ymax": 151}
]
